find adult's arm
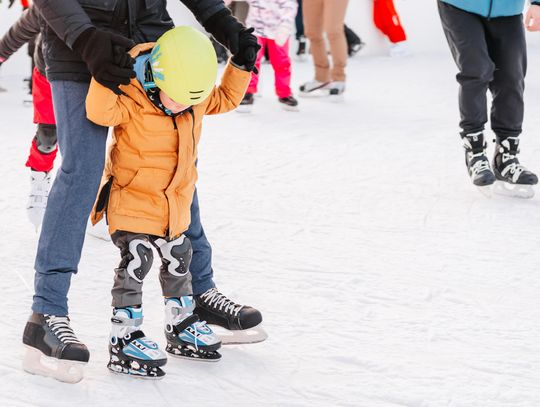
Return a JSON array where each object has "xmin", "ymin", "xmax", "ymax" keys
[
  {"xmin": 32, "ymin": 0, "xmax": 93, "ymax": 49},
  {"xmin": 0, "ymin": 5, "xmax": 40, "ymax": 62}
]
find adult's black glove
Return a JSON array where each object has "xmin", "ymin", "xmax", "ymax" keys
[
  {"xmin": 231, "ymin": 27, "xmax": 260, "ymax": 72},
  {"xmin": 73, "ymin": 28, "xmax": 136, "ymax": 95},
  {"xmin": 203, "ymin": 8, "xmax": 243, "ymax": 55}
]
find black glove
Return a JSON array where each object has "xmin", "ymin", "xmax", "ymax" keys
[
  {"xmin": 231, "ymin": 27, "xmax": 260, "ymax": 73},
  {"xmin": 203, "ymin": 8, "xmax": 243, "ymax": 55},
  {"xmin": 73, "ymin": 28, "xmax": 136, "ymax": 95}
]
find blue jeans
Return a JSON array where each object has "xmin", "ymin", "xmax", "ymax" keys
[{"xmin": 32, "ymin": 81, "xmax": 215, "ymax": 316}]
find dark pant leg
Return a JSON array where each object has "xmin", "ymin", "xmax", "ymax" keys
[
  {"xmin": 110, "ymin": 231, "xmax": 154, "ymax": 308},
  {"xmin": 296, "ymin": 0, "xmax": 304, "ymax": 39},
  {"xmin": 438, "ymin": 1, "xmax": 495, "ymax": 136},
  {"xmin": 484, "ymin": 15, "xmax": 527, "ymax": 141},
  {"xmin": 151, "ymin": 235, "xmax": 193, "ymax": 298},
  {"xmin": 184, "ymin": 188, "xmax": 215, "ymax": 296}
]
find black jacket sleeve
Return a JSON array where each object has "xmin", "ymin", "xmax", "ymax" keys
[
  {"xmin": 0, "ymin": 5, "xmax": 41, "ymax": 61},
  {"xmin": 32, "ymin": 0, "xmax": 94, "ymax": 49},
  {"xmin": 180, "ymin": 0, "xmax": 226, "ymax": 24}
]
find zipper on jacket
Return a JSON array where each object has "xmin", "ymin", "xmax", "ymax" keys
[
  {"xmin": 188, "ymin": 109, "xmax": 196, "ymax": 157},
  {"xmin": 487, "ymin": 0, "xmax": 494, "ymax": 19}
]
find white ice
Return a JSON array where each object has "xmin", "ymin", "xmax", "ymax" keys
[{"xmin": 3, "ymin": 2, "xmax": 540, "ymax": 407}]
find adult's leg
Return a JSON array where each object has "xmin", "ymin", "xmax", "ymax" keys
[
  {"xmin": 295, "ymin": 0, "xmax": 304, "ymax": 39},
  {"xmin": 267, "ymin": 39, "xmax": 293, "ymax": 98},
  {"xmin": 438, "ymin": 1, "xmax": 494, "ymax": 136},
  {"xmin": 485, "ymin": 15, "xmax": 527, "ymax": 140},
  {"xmin": 32, "ymin": 80, "xmax": 108, "ymax": 316},
  {"xmin": 303, "ymin": 0, "xmax": 330, "ymax": 83},
  {"xmin": 246, "ymin": 37, "xmax": 268, "ymax": 95},
  {"xmin": 323, "ymin": 0, "xmax": 349, "ymax": 82},
  {"xmin": 184, "ymin": 188, "xmax": 216, "ymax": 296}
]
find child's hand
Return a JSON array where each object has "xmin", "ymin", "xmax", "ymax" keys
[{"xmin": 525, "ymin": 5, "xmax": 540, "ymax": 31}]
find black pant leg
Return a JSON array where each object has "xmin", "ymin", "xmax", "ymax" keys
[
  {"xmin": 484, "ymin": 15, "xmax": 527, "ymax": 141},
  {"xmin": 438, "ymin": 1, "xmax": 494, "ymax": 136}
]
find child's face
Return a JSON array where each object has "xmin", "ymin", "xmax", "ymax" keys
[{"xmin": 159, "ymin": 90, "xmax": 190, "ymax": 114}]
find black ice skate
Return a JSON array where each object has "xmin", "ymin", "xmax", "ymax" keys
[
  {"xmin": 22, "ymin": 313, "xmax": 89, "ymax": 383},
  {"xmin": 108, "ymin": 307, "xmax": 167, "ymax": 379},
  {"xmin": 164, "ymin": 297, "xmax": 221, "ymax": 362},
  {"xmin": 493, "ymin": 137, "xmax": 538, "ymax": 199},
  {"xmin": 296, "ymin": 36, "xmax": 307, "ymax": 60},
  {"xmin": 194, "ymin": 288, "xmax": 267, "ymax": 345},
  {"xmin": 278, "ymin": 96, "xmax": 299, "ymax": 112},
  {"xmin": 237, "ymin": 93, "xmax": 254, "ymax": 113},
  {"xmin": 462, "ymin": 131, "xmax": 496, "ymax": 187}
]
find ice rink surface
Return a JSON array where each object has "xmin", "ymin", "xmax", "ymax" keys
[{"xmin": 3, "ymin": 4, "xmax": 540, "ymax": 407}]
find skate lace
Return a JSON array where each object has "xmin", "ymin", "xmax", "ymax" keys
[
  {"xmin": 200, "ymin": 288, "xmax": 244, "ymax": 317},
  {"xmin": 468, "ymin": 152, "xmax": 491, "ymax": 176},
  {"xmin": 501, "ymin": 153, "xmax": 525, "ymax": 183},
  {"xmin": 45, "ymin": 315, "xmax": 82, "ymax": 344}
]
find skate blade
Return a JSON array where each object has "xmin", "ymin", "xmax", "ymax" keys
[
  {"xmin": 280, "ymin": 104, "xmax": 299, "ymax": 112},
  {"xmin": 476, "ymin": 185, "xmax": 493, "ymax": 198},
  {"xmin": 166, "ymin": 345, "xmax": 222, "ymax": 362},
  {"xmin": 27, "ymin": 207, "xmax": 45, "ymax": 232},
  {"xmin": 210, "ymin": 323, "xmax": 268, "ymax": 345},
  {"xmin": 108, "ymin": 364, "xmax": 165, "ymax": 379},
  {"xmin": 298, "ymin": 89, "xmax": 330, "ymax": 99},
  {"xmin": 23, "ymin": 346, "xmax": 86, "ymax": 384},
  {"xmin": 329, "ymin": 93, "xmax": 345, "ymax": 103},
  {"xmin": 236, "ymin": 105, "xmax": 253, "ymax": 114},
  {"xmin": 493, "ymin": 181, "xmax": 535, "ymax": 199}
]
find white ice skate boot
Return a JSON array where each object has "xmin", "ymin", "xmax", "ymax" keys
[
  {"xmin": 23, "ymin": 313, "xmax": 89, "ymax": 384},
  {"xmin": 164, "ymin": 296, "xmax": 222, "ymax": 361},
  {"xmin": 27, "ymin": 170, "xmax": 51, "ymax": 231},
  {"xmin": 194, "ymin": 288, "xmax": 268, "ymax": 345},
  {"xmin": 299, "ymin": 79, "xmax": 331, "ymax": 98}
]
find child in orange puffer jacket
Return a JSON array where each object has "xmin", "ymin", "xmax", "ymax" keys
[{"xmin": 85, "ymin": 27, "xmax": 251, "ymax": 378}]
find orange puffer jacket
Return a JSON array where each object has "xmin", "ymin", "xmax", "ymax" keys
[{"xmin": 87, "ymin": 43, "xmax": 250, "ymax": 238}]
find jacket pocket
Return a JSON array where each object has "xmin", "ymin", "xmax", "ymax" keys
[{"xmin": 116, "ymin": 167, "xmax": 171, "ymax": 222}]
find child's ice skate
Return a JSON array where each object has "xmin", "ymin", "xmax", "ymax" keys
[
  {"xmin": 27, "ymin": 170, "xmax": 51, "ymax": 231},
  {"xmin": 278, "ymin": 96, "xmax": 299, "ymax": 112},
  {"xmin": 493, "ymin": 137, "xmax": 538, "ymax": 199},
  {"xmin": 462, "ymin": 132, "xmax": 496, "ymax": 196},
  {"xmin": 22, "ymin": 313, "xmax": 89, "ymax": 384},
  {"xmin": 164, "ymin": 296, "xmax": 222, "ymax": 361},
  {"xmin": 194, "ymin": 288, "xmax": 268, "ymax": 345},
  {"xmin": 108, "ymin": 306, "xmax": 167, "ymax": 379}
]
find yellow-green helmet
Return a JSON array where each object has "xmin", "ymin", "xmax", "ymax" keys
[{"xmin": 150, "ymin": 26, "xmax": 218, "ymax": 106}]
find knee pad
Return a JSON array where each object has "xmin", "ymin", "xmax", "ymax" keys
[
  {"xmin": 155, "ymin": 235, "xmax": 192, "ymax": 277},
  {"xmin": 35, "ymin": 123, "xmax": 57, "ymax": 154},
  {"xmin": 123, "ymin": 239, "xmax": 153, "ymax": 283}
]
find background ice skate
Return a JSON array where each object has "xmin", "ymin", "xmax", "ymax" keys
[{"xmin": 2, "ymin": 1, "xmax": 540, "ymax": 406}]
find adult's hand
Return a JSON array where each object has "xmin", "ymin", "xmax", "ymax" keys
[
  {"xmin": 525, "ymin": 4, "xmax": 540, "ymax": 31},
  {"xmin": 231, "ymin": 27, "xmax": 260, "ymax": 72},
  {"xmin": 203, "ymin": 8, "xmax": 243, "ymax": 55},
  {"xmin": 73, "ymin": 28, "xmax": 136, "ymax": 94}
]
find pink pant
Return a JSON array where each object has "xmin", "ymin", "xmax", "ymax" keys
[{"xmin": 247, "ymin": 37, "xmax": 292, "ymax": 98}]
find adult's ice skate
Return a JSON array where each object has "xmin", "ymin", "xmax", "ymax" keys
[
  {"xmin": 22, "ymin": 313, "xmax": 89, "ymax": 383},
  {"xmin": 195, "ymin": 288, "xmax": 267, "ymax": 345}
]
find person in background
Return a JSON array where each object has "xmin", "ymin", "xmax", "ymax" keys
[
  {"xmin": 0, "ymin": 5, "xmax": 58, "ymax": 230},
  {"xmin": 438, "ymin": 0, "xmax": 540, "ymax": 197},
  {"xmin": 238, "ymin": 0, "xmax": 299, "ymax": 112},
  {"xmin": 373, "ymin": 0, "xmax": 409, "ymax": 57},
  {"xmin": 299, "ymin": 0, "xmax": 349, "ymax": 98}
]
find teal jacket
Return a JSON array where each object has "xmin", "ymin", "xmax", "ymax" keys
[{"xmin": 441, "ymin": 0, "xmax": 540, "ymax": 18}]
